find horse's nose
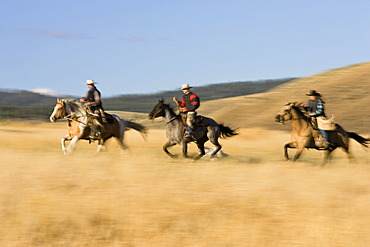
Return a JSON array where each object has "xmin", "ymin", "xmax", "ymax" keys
[
  {"xmin": 275, "ymin": 114, "xmax": 281, "ymax": 122},
  {"xmin": 50, "ymin": 116, "xmax": 56, "ymax": 122}
]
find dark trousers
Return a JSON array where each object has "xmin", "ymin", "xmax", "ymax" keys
[{"xmin": 319, "ymin": 129, "xmax": 330, "ymax": 143}]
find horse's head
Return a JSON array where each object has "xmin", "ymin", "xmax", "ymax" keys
[
  {"xmin": 275, "ymin": 102, "xmax": 303, "ymax": 124},
  {"xmin": 149, "ymin": 99, "xmax": 167, "ymax": 119},
  {"xmin": 50, "ymin": 99, "xmax": 68, "ymax": 122}
]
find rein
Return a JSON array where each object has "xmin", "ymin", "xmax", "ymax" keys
[
  {"xmin": 165, "ymin": 116, "xmax": 178, "ymax": 125},
  {"xmin": 64, "ymin": 115, "xmax": 86, "ymax": 125}
]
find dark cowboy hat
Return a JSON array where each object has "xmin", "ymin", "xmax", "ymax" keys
[{"xmin": 306, "ymin": 90, "xmax": 321, "ymax": 96}]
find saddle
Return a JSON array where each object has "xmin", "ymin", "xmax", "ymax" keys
[
  {"xmin": 181, "ymin": 114, "xmax": 209, "ymax": 142},
  {"xmin": 88, "ymin": 109, "xmax": 114, "ymax": 124},
  {"xmin": 194, "ymin": 115, "xmax": 211, "ymax": 127},
  {"xmin": 100, "ymin": 112, "xmax": 114, "ymax": 124}
]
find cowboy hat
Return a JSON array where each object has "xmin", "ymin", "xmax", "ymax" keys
[
  {"xmin": 86, "ymin": 79, "xmax": 97, "ymax": 85},
  {"xmin": 306, "ymin": 90, "xmax": 321, "ymax": 96},
  {"xmin": 180, "ymin": 83, "xmax": 192, "ymax": 90}
]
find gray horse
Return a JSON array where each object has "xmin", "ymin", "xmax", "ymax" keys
[{"xmin": 149, "ymin": 99, "xmax": 238, "ymax": 160}]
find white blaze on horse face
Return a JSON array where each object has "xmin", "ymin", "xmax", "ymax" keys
[{"xmin": 50, "ymin": 104, "xmax": 61, "ymax": 122}]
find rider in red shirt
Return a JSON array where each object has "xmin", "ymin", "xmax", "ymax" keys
[{"xmin": 173, "ymin": 84, "xmax": 200, "ymax": 138}]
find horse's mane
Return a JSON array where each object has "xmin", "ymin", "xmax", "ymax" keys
[
  {"xmin": 163, "ymin": 103, "xmax": 180, "ymax": 117},
  {"xmin": 286, "ymin": 102, "xmax": 308, "ymax": 119},
  {"xmin": 60, "ymin": 98, "xmax": 86, "ymax": 113}
]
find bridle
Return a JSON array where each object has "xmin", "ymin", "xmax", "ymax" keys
[{"xmin": 53, "ymin": 102, "xmax": 86, "ymax": 125}]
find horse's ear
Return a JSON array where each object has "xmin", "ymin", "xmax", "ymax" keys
[{"xmin": 159, "ymin": 98, "xmax": 164, "ymax": 103}]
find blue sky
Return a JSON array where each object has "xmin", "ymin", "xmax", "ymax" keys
[{"xmin": 0, "ymin": 0, "xmax": 369, "ymax": 97}]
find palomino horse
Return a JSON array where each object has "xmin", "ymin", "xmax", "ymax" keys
[
  {"xmin": 148, "ymin": 99, "xmax": 238, "ymax": 160},
  {"xmin": 49, "ymin": 99, "xmax": 146, "ymax": 154},
  {"xmin": 275, "ymin": 102, "xmax": 369, "ymax": 165}
]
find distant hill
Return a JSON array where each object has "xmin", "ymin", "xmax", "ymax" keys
[
  {"xmin": 199, "ymin": 62, "xmax": 370, "ymax": 133},
  {"xmin": 0, "ymin": 78, "xmax": 293, "ymax": 119},
  {"xmin": 0, "ymin": 90, "xmax": 56, "ymax": 106},
  {"xmin": 103, "ymin": 78, "xmax": 294, "ymax": 112}
]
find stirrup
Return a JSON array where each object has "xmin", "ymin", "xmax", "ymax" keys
[{"xmin": 184, "ymin": 130, "xmax": 195, "ymax": 141}]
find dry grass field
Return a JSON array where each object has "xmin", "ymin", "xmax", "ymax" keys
[{"xmin": 1, "ymin": 121, "xmax": 370, "ymax": 247}]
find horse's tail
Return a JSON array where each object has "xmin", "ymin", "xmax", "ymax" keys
[
  {"xmin": 125, "ymin": 120, "xmax": 147, "ymax": 141},
  {"xmin": 347, "ymin": 132, "xmax": 370, "ymax": 148},
  {"xmin": 218, "ymin": 124, "xmax": 238, "ymax": 139}
]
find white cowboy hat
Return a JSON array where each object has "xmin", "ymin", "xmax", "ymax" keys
[
  {"xmin": 86, "ymin": 79, "xmax": 97, "ymax": 85},
  {"xmin": 180, "ymin": 83, "xmax": 192, "ymax": 90}
]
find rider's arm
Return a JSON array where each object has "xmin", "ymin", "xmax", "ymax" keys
[
  {"xmin": 177, "ymin": 97, "xmax": 186, "ymax": 108},
  {"xmin": 310, "ymin": 99, "xmax": 324, "ymax": 117}
]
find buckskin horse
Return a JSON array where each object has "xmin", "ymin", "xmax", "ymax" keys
[
  {"xmin": 275, "ymin": 102, "xmax": 369, "ymax": 165},
  {"xmin": 50, "ymin": 98, "xmax": 146, "ymax": 155},
  {"xmin": 149, "ymin": 99, "xmax": 238, "ymax": 160}
]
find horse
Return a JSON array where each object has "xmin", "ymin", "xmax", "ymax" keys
[
  {"xmin": 275, "ymin": 102, "xmax": 369, "ymax": 165},
  {"xmin": 49, "ymin": 98, "xmax": 147, "ymax": 155},
  {"xmin": 148, "ymin": 99, "xmax": 238, "ymax": 160}
]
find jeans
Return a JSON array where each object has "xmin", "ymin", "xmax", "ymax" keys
[{"xmin": 319, "ymin": 129, "xmax": 330, "ymax": 143}]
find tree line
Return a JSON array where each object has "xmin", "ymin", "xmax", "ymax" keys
[{"xmin": 0, "ymin": 78, "xmax": 295, "ymax": 120}]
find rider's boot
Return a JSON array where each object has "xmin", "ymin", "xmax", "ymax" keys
[
  {"xmin": 100, "ymin": 109, "xmax": 108, "ymax": 124},
  {"xmin": 184, "ymin": 126, "xmax": 195, "ymax": 141}
]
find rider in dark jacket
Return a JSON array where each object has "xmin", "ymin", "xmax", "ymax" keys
[
  {"xmin": 80, "ymin": 79, "xmax": 103, "ymax": 113},
  {"xmin": 80, "ymin": 79, "xmax": 105, "ymax": 139},
  {"xmin": 173, "ymin": 84, "xmax": 200, "ymax": 137},
  {"xmin": 304, "ymin": 90, "xmax": 332, "ymax": 147}
]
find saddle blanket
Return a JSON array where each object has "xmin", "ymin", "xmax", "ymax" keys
[{"xmin": 317, "ymin": 116, "xmax": 336, "ymax": 131}]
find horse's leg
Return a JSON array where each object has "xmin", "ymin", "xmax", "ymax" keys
[
  {"xmin": 284, "ymin": 142, "xmax": 296, "ymax": 161},
  {"xmin": 208, "ymin": 133, "xmax": 222, "ymax": 159},
  {"xmin": 163, "ymin": 140, "xmax": 178, "ymax": 158},
  {"xmin": 97, "ymin": 139, "xmax": 106, "ymax": 152},
  {"xmin": 322, "ymin": 147, "xmax": 336, "ymax": 166},
  {"xmin": 292, "ymin": 140, "xmax": 307, "ymax": 162},
  {"xmin": 65, "ymin": 136, "xmax": 80, "ymax": 155},
  {"xmin": 115, "ymin": 136, "xmax": 128, "ymax": 153},
  {"xmin": 181, "ymin": 140, "xmax": 190, "ymax": 159},
  {"xmin": 292, "ymin": 147, "xmax": 304, "ymax": 161},
  {"xmin": 341, "ymin": 146, "xmax": 355, "ymax": 163},
  {"xmin": 194, "ymin": 140, "xmax": 206, "ymax": 160},
  {"xmin": 339, "ymin": 134, "xmax": 356, "ymax": 163},
  {"xmin": 61, "ymin": 134, "xmax": 71, "ymax": 154},
  {"xmin": 117, "ymin": 124, "xmax": 129, "ymax": 153}
]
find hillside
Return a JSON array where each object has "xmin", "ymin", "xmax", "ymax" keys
[
  {"xmin": 103, "ymin": 78, "xmax": 293, "ymax": 112},
  {"xmin": 198, "ymin": 62, "xmax": 370, "ymax": 133},
  {"xmin": 0, "ymin": 79, "xmax": 292, "ymax": 119}
]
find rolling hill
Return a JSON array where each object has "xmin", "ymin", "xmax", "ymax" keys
[
  {"xmin": 0, "ymin": 79, "xmax": 293, "ymax": 119},
  {"xmin": 198, "ymin": 62, "xmax": 370, "ymax": 133}
]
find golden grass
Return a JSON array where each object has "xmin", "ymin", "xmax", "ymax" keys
[{"xmin": 1, "ymin": 123, "xmax": 370, "ymax": 246}]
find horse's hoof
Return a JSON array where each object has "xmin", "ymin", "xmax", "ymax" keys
[{"xmin": 193, "ymin": 155, "xmax": 205, "ymax": 161}]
